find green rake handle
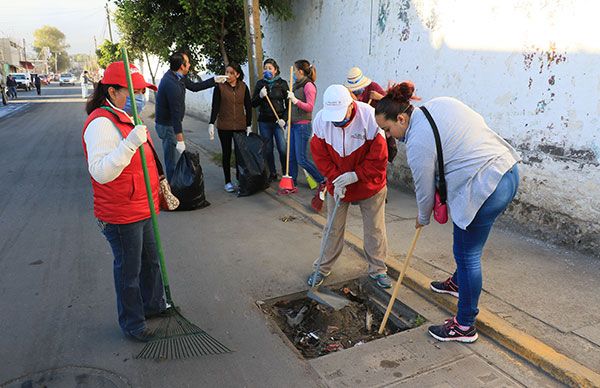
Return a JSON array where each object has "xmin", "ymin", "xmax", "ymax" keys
[{"xmin": 120, "ymin": 48, "xmax": 174, "ymax": 305}]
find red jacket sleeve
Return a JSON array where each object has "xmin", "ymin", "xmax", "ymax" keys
[
  {"xmin": 310, "ymin": 135, "xmax": 342, "ymax": 182},
  {"xmin": 355, "ymin": 132, "xmax": 388, "ymax": 186}
]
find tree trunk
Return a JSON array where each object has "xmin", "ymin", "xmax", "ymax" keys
[
  {"xmin": 145, "ymin": 52, "xmax": 156, "ymax": 85},
  {"xmin": 219, "ymin": 15, "xmax": 229, "ymax": 66}
]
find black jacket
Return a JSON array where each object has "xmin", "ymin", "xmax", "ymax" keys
[
  {"xmin": 155, "ymin": 70, "xmax": 215, "ymax": 134},
  {"xmin": 6, "ymin": 77, "xmax": 17, "ymax": 87},
  {"xmin": 251, "ymin": 78, "xmax": 289, "ymax": 122}
]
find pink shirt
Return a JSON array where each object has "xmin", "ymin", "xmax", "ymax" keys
[{"xmin": 294, "ymin": 82, "xmax": 316, "ymax": 124}]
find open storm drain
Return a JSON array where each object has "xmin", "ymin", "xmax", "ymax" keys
[{"xmin": 258, "ymin": 277, "xmax": 425, "ymax": 359}]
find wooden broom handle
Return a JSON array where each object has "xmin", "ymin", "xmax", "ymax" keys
[
  {"xmin": 285, "ymin": 66, "xmax": 293, "ymax": 175},
  {"xmin": 378, "ymin": 227, "xmax": 422, "ymax": 334},
  {"xmin": 265, "ymin": 94, "xmax": 281, "ymax": 121}
]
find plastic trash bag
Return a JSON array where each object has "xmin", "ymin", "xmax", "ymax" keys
[
  {"xmin": 234, "ymin": 132, "xmax": 269, "ymax": 197},
  {"xmin": 170, "ymin": 150, "xmax": 210, "ymax": 210}
]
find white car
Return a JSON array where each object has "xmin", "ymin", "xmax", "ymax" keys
[
  {"xmin": 59, "ymin": 73, "xmax": 76, "ymax": 86},
  {"xmin": 9, "ymin": 73, "xmax": 32, "ymax": 91}
]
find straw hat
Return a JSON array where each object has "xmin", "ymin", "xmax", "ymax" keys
[{"xmin": 344, "ymin": 67, "xmax": 371, "ymax": 91}]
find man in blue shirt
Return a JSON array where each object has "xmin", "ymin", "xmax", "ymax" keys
[{"xmin": 155, "ymin": 51, "xmax": 226, "ymax": 180}]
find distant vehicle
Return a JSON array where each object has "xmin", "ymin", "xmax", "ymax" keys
[
  {"xmin": 59, "ymin": 73, "xmax": 76, "ymax": 86},
  {"xmin": 9, "ymin": 73, "xmax": 32, "ymax": 91}
]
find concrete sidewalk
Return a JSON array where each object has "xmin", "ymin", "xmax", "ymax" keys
[{"xmin": 158, "ymin": 104, "xmax": 600, "ymax": 387}]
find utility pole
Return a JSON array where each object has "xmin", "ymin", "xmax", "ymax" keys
[
  {"xmin": 22, "ymin": 38, "xmax": 27, "ymax": 68},
  {"xmin": 243, "ymin": 0, "xmax": 263, "ymax": 130},
  {"xmin": 94, "ymin": 36, "xmax": 98, "ymax": 51},
  {"xmin": 106, "ymin": 3, "xmax": 114, "ymax": 43}
]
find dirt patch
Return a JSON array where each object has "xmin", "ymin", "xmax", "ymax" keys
[{"xmin": 260, "ymin": 277, "xmax": 424, "ymax": 359}]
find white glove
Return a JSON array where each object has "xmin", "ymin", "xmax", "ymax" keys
[
  {"xmin": 259, "ymin": 86, "xmax": 268, "ymax": 98},
  {"xmin": 334, "ymin": 185, "xmax": 346, "ymax": 200},
  {"xmin": 276, "ymin": 119, "xmax": 286, "ymax": 128},
  {"xmin": 125, "ymin": 124, "xmax": 147, "ymax": 149},
  {"xmin": 208, "ymin": 124, "xmax": 215, "ymax": 140},
  {"xmin": 287, "ymin": 90, "xmax": 298, "ymax": 104},
  {"xmin": 214, "ymin": 75, "xmax": 227, "ymax": 84},
  {"xmin": 333, "ymin": 171, "xmax": 358, "ymax": 189},
  {"xmin": 176, "ymin": 141, "xmax": 186, "ymax": 154},
  {"xmin": 246, "ymin": 126, "xmax": 252, "ymax": 136}
]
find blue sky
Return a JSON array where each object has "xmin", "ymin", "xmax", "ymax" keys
[{"xmin": 0, "ymin": 0, "xmax": 119, "ymax": 55}]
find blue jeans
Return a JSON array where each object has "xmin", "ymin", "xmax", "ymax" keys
[
  {"xmin": 101, "ymin": 218, "xmax": 166, "ymax": 336},
  {"xmin": 8, "ymin": 86, "xmax": 17, "ymax": 99},
  {"xmin": 451, "ymin": 164, "xmax": 519, "ymax": 326},
  {"xmin": 155, "ymin": 123, "xmax": 178, "ymax": 181},
  {"xmin": 258, "ymin": 121, "xmax": 287, "ymax": 177},
  {"xmin": 289, "ymin": 123, "xmax": 324, "ymax": 184}
]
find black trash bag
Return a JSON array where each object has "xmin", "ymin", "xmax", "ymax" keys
[
  {"xmin": 233, "ymin": 132, "xmax": 269, "ymax": 197},
  {"xmin": 170, "ymin": 150, "xmax": 210, "ymax": 210}
]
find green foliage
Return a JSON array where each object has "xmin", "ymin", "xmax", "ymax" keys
[
  {"xmin": 95, "ymin": 40, "xmax": 122, "ymax": 69},
  {"xmin": 113, "ymin": 0, "xmax": 292, "ymax": 74},
  {"xmin": 32, "ymin": 25, "xmax": 71, "ymax": 72}
]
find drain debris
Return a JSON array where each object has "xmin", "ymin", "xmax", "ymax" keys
[
  {"xmin": 261, "ymin": 278, "xmax": 423, "ymax": 359},
  {"xmin": 280, "ymin": 215, "xmax": 297, "ymax": 223}
]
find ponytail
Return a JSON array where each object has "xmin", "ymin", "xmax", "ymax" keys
[
  {"xmin": 375, "ymin": 81, "xmax": 420, "ymax": 120},
  {"xmin": 294, "ymin": 59, "xmax": 317, "ymax": 82}
]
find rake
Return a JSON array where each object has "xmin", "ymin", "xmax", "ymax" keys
[{"xmin": 119, "ymin": 48, "xmax": 231, "ymax": 359}]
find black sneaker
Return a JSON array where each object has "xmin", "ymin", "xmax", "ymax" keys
[
  {"xmin": 127, "ymin": 328, "xmax": 157, "ymax": 342},
  {"xmin": 428, "ymin": 317, "xmax": 478, "ymax": 343},
  {"xmin": 430, "ymin": 277, "xmax": 459, "ymax": 298}
]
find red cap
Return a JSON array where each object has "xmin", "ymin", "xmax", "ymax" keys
[{"xmin": 101, "ymin": 61, "xmax": 157, "ymax": 91}]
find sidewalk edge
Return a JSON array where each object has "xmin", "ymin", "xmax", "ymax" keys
[{"xmin": 264, "ymin": 187, "xmax": 600, "ymax": 388}]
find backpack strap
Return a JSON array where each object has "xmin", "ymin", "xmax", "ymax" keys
[{"xmin": 419, "ymin": 106, "xmax": 447, "ymax": 204}]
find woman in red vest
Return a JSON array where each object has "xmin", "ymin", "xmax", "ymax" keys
[{"xmin": 82, "ymin": 61, "xmax": 165, "ymax": 342}]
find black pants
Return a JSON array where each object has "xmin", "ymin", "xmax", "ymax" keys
[
  {"xmin": 36, "ymin": 85, "xmax": 41, "ymax": 95},
  {"xmin": 217, "ymin": 129, "xmax": 244, "ymax": 184}
]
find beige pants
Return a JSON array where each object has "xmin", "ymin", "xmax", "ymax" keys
[{"xmin": 314, "ymin": 186, "xmax": 388, "ymax": 275}]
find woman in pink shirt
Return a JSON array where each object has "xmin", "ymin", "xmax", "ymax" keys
[{"xmin": 286, "ymin": 60, "xmax": 326, "ymax": 209}]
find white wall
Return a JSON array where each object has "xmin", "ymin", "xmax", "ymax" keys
[{"xmin": 259, "ymin": 0, "xmax": 600, "ymax": 254}]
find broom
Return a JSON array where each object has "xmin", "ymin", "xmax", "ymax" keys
[
  {"xmin": 264, "ymin": 93, "xmax": 318, "ymax": 190},
  {"xmin": 119, "ymin": 48, "xmax": 231, "ymax": 359},
  {"xmin": 277, "ymin": 66, "xmax": 297, "ymax": 194},
  {"xmin": 378, "ymin": 227, "xmax": 422, "ymax": 334}
]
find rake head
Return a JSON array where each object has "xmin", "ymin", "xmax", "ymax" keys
[{"xmin": 137, "ymin": 309, "xmax": 231, "ymax": 360}]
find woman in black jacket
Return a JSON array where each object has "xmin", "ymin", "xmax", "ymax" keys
[{"xmin": 251, "ymin": 58, "xmax": 288, "ymax": 181}]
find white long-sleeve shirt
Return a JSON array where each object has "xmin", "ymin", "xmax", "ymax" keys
[
  {"xmin": 405, "ymin": 97, "xmax": 521, "ymax": 229},
  {"xmin": 83, "ymin": 117, "xmax": 139, "ymax": 184}
]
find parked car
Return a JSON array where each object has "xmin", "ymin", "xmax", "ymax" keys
[
  {"xmin": 59, "ymin": 73, "xmax": 76, "ymax": 86},
  {"xmin": 9, "ymin": 73, "xmax": 32, "ymax": 91}
]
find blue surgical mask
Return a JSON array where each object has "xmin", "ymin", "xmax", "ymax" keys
[
  {"xmin": 263, "ymin": 70, "xmax": 273, "ymax": 80},
  {"xmin": 124, "ymin": 94, "xmax": 146, "ymax": 115},
  {"xmin": 352, "ymin": 88, "xmax": 365, "ymax": 96},
  {"xmin": 292, "ymin": 73, "xmax": 298, "ymax": 82},
  {"xmin": 332, "ymin": 117, "xmax": 351, "ymax": 127}
]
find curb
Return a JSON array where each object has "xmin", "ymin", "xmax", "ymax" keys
[{"xmin": 264, "ymin": 187, "xmax": 600, "ymax": 388}]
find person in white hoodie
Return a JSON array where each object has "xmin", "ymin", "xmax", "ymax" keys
[{"xmin": 375, "ymin": 81, "xmax": 520, "ymax": 343}]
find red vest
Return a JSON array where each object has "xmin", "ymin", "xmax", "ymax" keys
[{"xmin": 82, "ymin": 106, "xmax": 160, "ymax": 224}]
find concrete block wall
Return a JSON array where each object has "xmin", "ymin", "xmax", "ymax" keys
[{"xmin": 258, "ymin": 0, "xmax": 600, "ymax": 255}]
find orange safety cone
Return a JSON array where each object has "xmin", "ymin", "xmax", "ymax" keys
[{"xmin": 278, "ymin": 65, "xmax": 297, "ymax": 195}]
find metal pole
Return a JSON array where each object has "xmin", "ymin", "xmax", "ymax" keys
[{"xmin": 106, "ymin": 3, "xmax": 114, "ymax": 43}]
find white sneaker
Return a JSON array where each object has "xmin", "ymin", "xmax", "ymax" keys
[{"xmin": 224, "ymin": 182, "xmax": 236, "ymax": 193}]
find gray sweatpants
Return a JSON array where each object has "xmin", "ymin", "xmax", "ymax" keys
[{"xmin": 314, "ymin": 186, "xmax": 388, "ymax": 275}]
